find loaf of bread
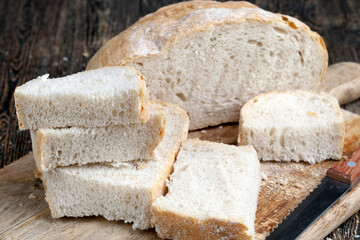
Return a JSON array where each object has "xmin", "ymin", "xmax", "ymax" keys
[
  {"xmin": 31, "ymin": 101, "xmax": 166, "ymax": 172},
  {"xmin": 238, "ymin": 91, "xmax": 345, "ymax": 164},
  {"xmin": 152, "ymin": 139, "xmax": 261, "ymax": 239},
  {"xmin": 86, "ymin": 1, "xmax": 328, "ymax": 130},
  {"xmin": 40, "ymin": 102, "xmax": 189, "ymax": 230},
  {"xmin": 14, "ymin": 66, "xmax": 148, "ymax": 130}
]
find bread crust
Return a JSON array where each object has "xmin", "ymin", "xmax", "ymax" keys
[
  {"xmin": 14, "ymin": 93, "xmax": 26, "ymax": 130},
  {"xmin": 30, "ymin": 129, "xmax": 45, "ymax": 171},
  {"xmin": 149, "ymin": 100, "xmax": 189, "ymax": 228},
  {"xmin": 86, "ymin": 0, "xmax": 328, "ymax": 83},
  {"xmin": 150, "ymin": 114, "xmax": 188, "ymax": 227},
  {"xmin": 134, "ymin": 67, "xmax": 149, "ymax": 123},
  {"xmin": 152, "ymin": 203, "xmax": 252, "ymax": 240}
]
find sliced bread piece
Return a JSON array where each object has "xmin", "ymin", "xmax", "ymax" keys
[
  {"xmin": 14, "ymin": 66, "xmax": 148, "ymax": 130},
  {"xmin": 152, "ymin": 140, "xmax": 261, "ymax": 240},
  {"xmin": 40, "ymin": 101, "xmax": 189, "ymax": 230},
  {"xmin": 86, "ymin": 1, "xmax": 328, "ymax": 130},
  {"xmin": 238, "ymin": 91, "xmax": 345, "ymax": 164},
  {"xmin": 31, "ymin": 101, "xmax": 166, "ymax": 172}
]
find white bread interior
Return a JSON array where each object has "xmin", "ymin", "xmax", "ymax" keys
[
  {"xmin": 31, "ymin": 102, "xmax": 166, "ymax": 172},
  {"xmin": 86, "ymin": 1, "xmax": 328, "ymax": 130},
  {"xmin": 15, "ymin": 66, "xmax": 148, "ymax": 130},
  {"xmin": 152, "ymin": 139, "xmax": 261, "ymax": 240},
  {"xmin": 239, "ymin": 91, "xmax": 345, "ymax": 164},
  {"xmin": 41, "ymin": 102, "xmax": 189, "ymax": 230}
]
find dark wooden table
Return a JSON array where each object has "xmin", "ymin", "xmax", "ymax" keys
[{"xmin": 0, "ymin": 0, "xmax": 359, "ymax": 239}]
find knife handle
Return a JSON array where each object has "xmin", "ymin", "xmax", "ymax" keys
[{"xmin": 327, "ymin": 145, "xmax": 360, "ymax": 185}]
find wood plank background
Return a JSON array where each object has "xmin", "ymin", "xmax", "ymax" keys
[{"xmin": 0, "ymin": 0, "xmax": 359, "ymax": 239}]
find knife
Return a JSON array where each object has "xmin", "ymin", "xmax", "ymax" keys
[{"xmin": 266, "ymin": 145, "xmax": 360, "ymax": 240}]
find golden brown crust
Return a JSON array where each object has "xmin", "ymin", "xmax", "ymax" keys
[
  {"xmin": 86, "ymin": 0, "xmax": 328, "ymax": 84},
  {"xmin": 335, "ymin": 100, "xmax": 346, "ymax": 154},
  {"xmin": 145, "ymin": 101, "xmax": 167, "ymax": 161},
  {"xmin": 152, "ymin": 206, "xmax": 252, "ymax": 240},
  {"xmin": 139, "ymin": 80, "xmax": 149, "ymax": 123},
  {"xmin": 30, "ymin": 130, "xmax": 47, "ymax": 172},
  {"xmin": 14, "ymin": 92, "xmax": 27, "ymax": 130},
  {"xmin": 132, "ymin": 67, "xmax": 149, "ymax": 123},
  {"xmin": 149, "ymin": 100, "xmax": 189, "ymax": 227}
]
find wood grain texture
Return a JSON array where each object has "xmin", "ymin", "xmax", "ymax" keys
[
  {"xmin": 0, "ymin": 0, "xmax": 359, "ymax": 238},
  {"xmin": 0, "ymin": 110, "xmax": 359, "ymax": 240}
]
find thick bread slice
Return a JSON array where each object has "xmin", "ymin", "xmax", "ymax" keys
[
  {"xmin": 31, "ymin": 101, "xmax": 166, "ymax": 172},
  {"xmin": 40, "ymin": 102, "xmax": 189, "ymax": 230},
  {"xmin": 238, "ymin": 91, "xmax": 345, "ymax": 164},
  {"xmin": 152, "ymin": 140, "xmax": 261, "ymax": 240},
  {"xmin": 86, "ymin": 1, "xmax": 328, "ymax": 130},
  {"xmin": 14, "ymin": 66, "xmax": 148, "ymax": 130}
]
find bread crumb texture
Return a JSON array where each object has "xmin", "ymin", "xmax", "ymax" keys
[
  {"xmin": 14, "ymin": 66, "xmax": 148, "ymax": 129},
  {"xmin": 87, "ymin": 1, "xmax": 328, "ymax": 130},
  {"xmin": 239, "ymin": 90, "xmax": 344, "ymax": 163},
  {"xmin": 152, "ymin": 140, "xmax": 261, "ymax": 239}
]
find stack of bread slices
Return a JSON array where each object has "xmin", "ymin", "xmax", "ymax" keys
[
  {"xmin": 14, "ymin": 66, "xmax": 262, "ymax": 239},
  {"xmin": 14, "ymin": 66, "xmax": 191, "ymax": 230}
]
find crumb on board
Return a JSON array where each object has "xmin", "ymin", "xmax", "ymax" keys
[
  {"xmin": 200, "ymin": 130, "xmax": 207, "ymax": 134},
  {"xmin": 291, "ymin": 182, "xmax": 301, "ymax": 188},
  {"xmin": 277, "ymin": 177, "xmax": 289, "ymax": 186},
  {"xmin": 28, "ymin": 193, "xmax": 36, "ymax": 199},
  {"xmin": 261, "ymin": 172, "xmax": 268, "ymax": 180},
  {"xmin": 82, "ymin": 52, "xmax": 90, "ymax": 58}
]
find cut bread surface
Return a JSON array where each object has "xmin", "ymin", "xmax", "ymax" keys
[
  {"xmin": 41, "ymin": 102, "xmax": 189, "ymax": 230},
  {"xmin": 87, "ymin": 1, "xmax": 328, "ymax": 130},
  {"xmin": 15, "ymin": 66, "xmax": 148, "ymax": 130},
  {"xmin": 152, "ymin": 140, "xmax": 261, "ymax": 240},
  {"xmin": 31, "ymin": 102, "xmax": 166, "ymax": 172},
  {"xmin": 239, "ymin": 91, "xmax": 345, "ymax": 164}
]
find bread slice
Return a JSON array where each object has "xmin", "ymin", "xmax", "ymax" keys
[
  {"xmin": 86, "ymin": 1, "xmax": 328, "ymax": 130},
  {"xmin": 40, "ymin": 101, "xmax": 189, "ymax": 230},
  {"xmin": 238, "ymin": 91, "xmax": 345, "ymax": 164},
  {"xmin": 152, "ymin": 140, "xmax": 261, "ymax": 240},
  {"xmin": 14, "ymin": 66, "xmax": 148, "ymax": 130},
  {"xmin": 31, "ymin": 102, "xmax": 166, "ymax": 172}
]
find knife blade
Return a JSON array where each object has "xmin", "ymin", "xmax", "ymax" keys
[{"xmin": 266, "ymin": 145, "xmax": 360, "ymax": 240}]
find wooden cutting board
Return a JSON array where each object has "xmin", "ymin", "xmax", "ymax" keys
[
  {"xmin": 0, "ymin": 109, "xmax": 359, "ymax": 240},
  {"xmin": 1, "ymin": 62, "xmax": 360, "ymax": 239}
]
